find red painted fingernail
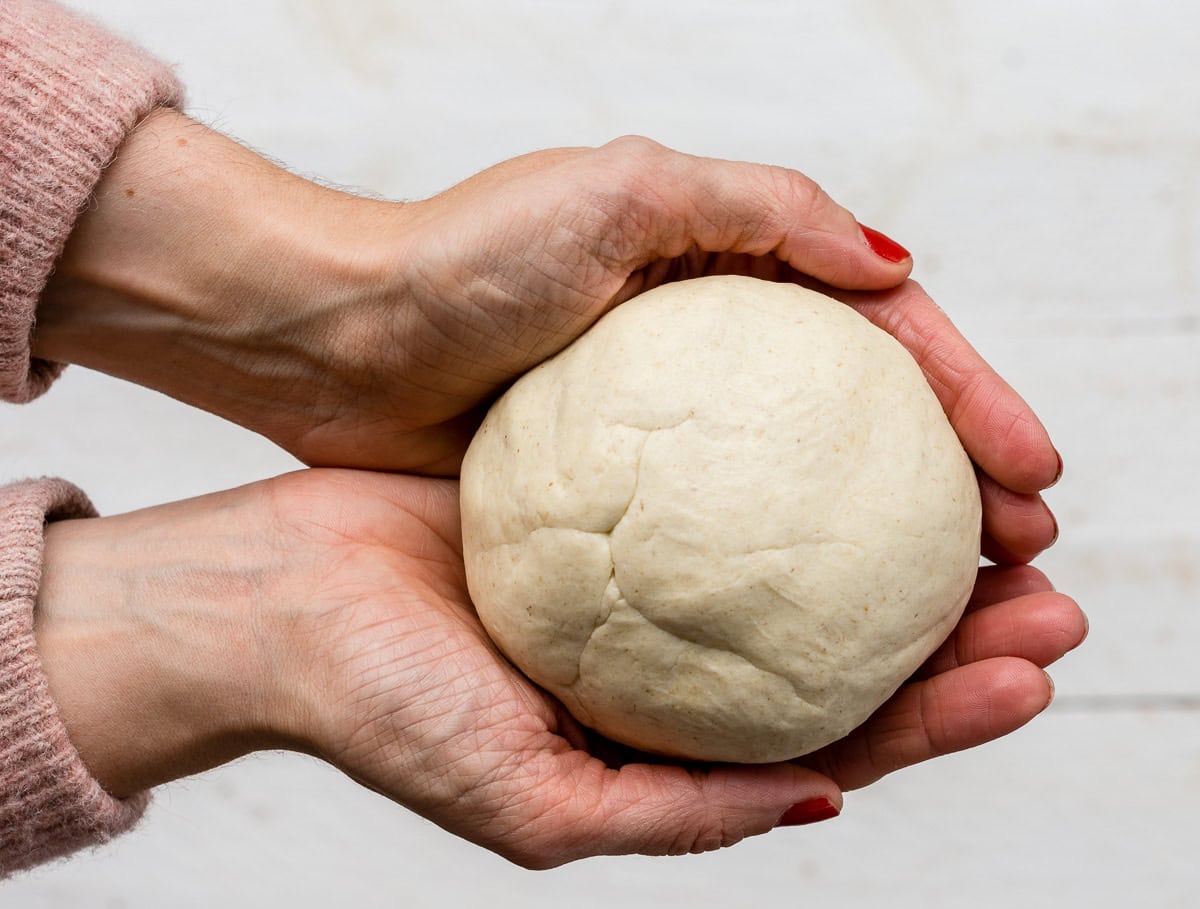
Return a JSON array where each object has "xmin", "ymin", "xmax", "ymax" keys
[
  {"xmin": 776, "ymin": 797, "xmax": 840, "ymax": 827},
  {"xmin": 858, "ymin": 223, "xmax": 911, "ymax": 263}
]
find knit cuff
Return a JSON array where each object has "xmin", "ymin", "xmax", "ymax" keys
[
  {"xmin": 0, "ymin": 478, "xmax": 149, "ymax": 878},
  {"xmin": 1, "ymin": 0, "xmax": 184, "ymax": 403}
]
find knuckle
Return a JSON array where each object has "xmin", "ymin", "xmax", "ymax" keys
[
  {"xmin": 571, "ymin": 136, "xmax": 677, "ymax": 265},
  {"xmin": 1012, "ymin": 563, "xmax": 1052, "ymax": 591},
  {"xmin": 594, "ymin": 135, "xmax": 676, "ymax": 201},
  {"xmin": 666, "ymin": 817, "xmax": 748, "ymax": 856},
  {"xmin": 767, "ymin": 165, "xmax": 824, "ymax": 213},
  {"xmin": 602, "ymin": 133, "xmax": 669, "ymax": 164},
  {"xmin": 759, "ymin": 166, "xmax": 843, "ymax": 236}
]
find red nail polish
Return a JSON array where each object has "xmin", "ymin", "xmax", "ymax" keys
[
  {"xmin": 858, "ymin": 223, "xmax": 911, "ymax": 263},
  {"xmin": 776, "ymin": 797, "xmax": 840, "ymax": 827}
]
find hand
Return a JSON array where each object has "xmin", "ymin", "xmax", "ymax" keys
[
  {"xmin": 348, "ymin": 138, "xmax": 921, "ymax": 473},
  {"xmin": 33, "ymin": 113, "xmax": 914, "ymax": 476},
  {"xmin": 34, "ymin": 470, "xmax": 1085, "ymax": 868}
]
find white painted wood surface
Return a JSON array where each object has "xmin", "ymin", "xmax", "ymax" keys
[{"xmin": 3, "ymin": 1, "xmax": 1196, "ymax": 904}]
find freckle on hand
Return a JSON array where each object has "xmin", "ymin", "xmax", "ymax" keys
[{"xmin": 124, "ymin": 188, "xmax": 136, "ymax": 198}]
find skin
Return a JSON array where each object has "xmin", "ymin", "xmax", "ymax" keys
[{"xmin": 29, "ymin": 109, "xmax": 1084, "ymax": 867}]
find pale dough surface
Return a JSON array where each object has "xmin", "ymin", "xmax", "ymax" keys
[{"xmin": 460, "ymin": 276, "xmax": 981, "ymax": 763}]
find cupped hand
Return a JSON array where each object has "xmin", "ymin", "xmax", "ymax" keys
[
  {"xmin": 266, "ymin": 472, "xmax": 1084, "ymax": 867},
  {"xmin": 283, "ymin": 472, "xmax": 1089, "ymax": 863},
  {"xmin": 266, "ymin": 469, "xmax": 837, "ymax": 866},
  {"xmin": 300, "ymin": 137, "xmax": 917, "ymax": 474},
  {"xmin": 37, "ymin": 469, "xmax": 1084, "ymax": 867},
  {"xmin": 318, "ymin": 139, "xmax": 1063, "ymax": 561}
]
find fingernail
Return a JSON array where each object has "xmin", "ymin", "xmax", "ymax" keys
[
  {"xmin": 1047, "ymin": 506, "xmax": 1059, "ymax": 547},
  {"xmin": 1042, "ymin": 671, "xmax": 1056, "ymax": 710},
  {"xmin": 858, "ymin": 223, "xmax": 911, "ymax": 263},
  {"xmin": 1047, "ymin": 450, "xmax": 1063, "ymax": 489},
  {"xmin": 776, "ymin": 797, "xmax": 840, "ymax": 827}
]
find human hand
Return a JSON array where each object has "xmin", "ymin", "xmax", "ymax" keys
[
  {"xmin": 34, "ymin": 470, "xmax": 1084, "ymax": 868},
  {"xmin": 32, "ymin": 115, "xmax": 911, "ymax": 475},
  {"xmin": 282, "ymin": 477, "xmax": 1082, "ymax": 864},
  {"xmin": 395, "ymin": 155, "xmax": 1060, "ymax": 553}
]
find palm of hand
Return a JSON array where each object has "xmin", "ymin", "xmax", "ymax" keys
[
  {"xmin": 279, "ymin": 471, "xmax": 618, "ymax": 865},
  {"xmin": 274, "ymin": 470, "xmax": 1082, "ymax": 867}
]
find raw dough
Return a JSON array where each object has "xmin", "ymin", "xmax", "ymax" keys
[{"xmin": 460, "ymin": 275, "xmax": 981, "ymax": 763}]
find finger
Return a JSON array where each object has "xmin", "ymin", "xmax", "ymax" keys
[
  {"xmin": 915, "ymin": 592, "xmax": 1086, "ymax": 680},
  {"xmin": 966, "ymin": 564, "xmax": 1055, "ymax": 612},
  {"xmin": 832, "ymin": 281, "xmax": 1060, "ymax": 494},
  {"xmin": 592, "ymin": 136, "xmax": 913, "ymax": 292},
  {"xmin": 800, "ymin": 657, "xmax": 1053, "ymax": 792},
  {"xmin": 979, "ymin": 472, "xmax": 1058, "ymax": 565},
  {"xmin": 492, "ymin": 751, "xmax": 841, "ymax": 868}
]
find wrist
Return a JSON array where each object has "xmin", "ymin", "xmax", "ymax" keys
[
  {"xmin": 33, "ymin": 487, "xmax": 314, "ymax": 797},
  {"xmin": 32, "ymin": 108, "xmax": 407, "ymax": 458}
]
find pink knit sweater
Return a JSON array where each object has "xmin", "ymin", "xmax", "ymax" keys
[{"xmin": 2, "ymin": 0, "xmax": 182, "ymax": 875}]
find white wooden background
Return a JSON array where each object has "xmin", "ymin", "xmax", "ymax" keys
[{"xmin": 3, "ymin": 1, "xmax": 1197, "ymax": 905}]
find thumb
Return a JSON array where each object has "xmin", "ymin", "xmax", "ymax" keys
[
  {"xmin": 594, "ymin": 135, "xmax": 912, "ymax": 290},
  {"xmin": 490, "ymin": 751, "xmax": 843, "ymax": 869}
]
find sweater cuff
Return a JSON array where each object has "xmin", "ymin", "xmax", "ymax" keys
[
  {"xmin": 0, "ymin": 478, "xmax": 149, "ymax": 878},
  {"xmin": 1, "ymin": 0, "xmax": 184, "ymax": 403}
]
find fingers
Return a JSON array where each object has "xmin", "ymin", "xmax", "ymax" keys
[
  {"xmin": 801, "ymin": 657, "xmax": 1053, "ymax": 792},
  {"xmin": 915, "ymin": 590, "xmax": 1087, "ymax": 680},
  {"xmin": 966, "ymin": 564, "xmax": 1055, "ymax": 611},
  {"xmin": 591, "ymin": 136, "xmax": 913, "ymax": 292},
  {"xmin": 833, "ymin": 281, "xmax": 1060, "ymax": 495},
  {"xmin": 979, "ymin": 472, "xmax": 1058, "ymax": 564},
  {"xmin": 490, "ymin": 751, "xmax": 841, "ymax": 868}
]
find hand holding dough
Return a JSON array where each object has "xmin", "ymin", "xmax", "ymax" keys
[{"xmin": 460, "ymin": 276, "xmax": 981, "ymax": 763}]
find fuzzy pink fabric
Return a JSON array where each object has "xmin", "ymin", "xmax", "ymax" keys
[
  {"xmin": 0, "ymin": 479, "xmax": 151, "ymax": 877},
  {"xmin": 2, "ymin": 0, "xmax": 183, "ymax": 875},
  {"xmin": 2, "ymin": 0, "xmax": 183, "ymax": 402}
]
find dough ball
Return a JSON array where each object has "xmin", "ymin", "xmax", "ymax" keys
[{"xmin": 460, "ymin": 275, "xmax": 981, "ymax": 763}]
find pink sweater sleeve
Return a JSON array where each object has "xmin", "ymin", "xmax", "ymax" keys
[
  {"xmin": 1, "ymin": 479, "xmax": 150, "ymax": 877},
  {"xmin": 1, "ymin": 0, "xmax": 183, "ymax": 402},
  {"xmin": 2, "ymin": 0, "xmax": 184, "ymax": 875}
]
